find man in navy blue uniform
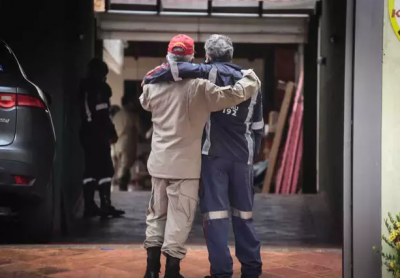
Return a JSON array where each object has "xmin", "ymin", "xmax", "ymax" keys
[
  {"xmin": 142, "ymin": 34, "xmax": 263, "ymax": 278},
  {"xmin": 79, "ymin": 58, "xmax": 125, "ymax": 218}
]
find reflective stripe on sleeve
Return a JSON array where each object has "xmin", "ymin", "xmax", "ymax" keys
[
  {"xmin": 208, "ymin": 67, "xmax": 218, "ymax": 84},
  {"xmin": 95, "ymin": 103, "xmax": 108, "ymax": 111},
  {"xmin": 201, "ymin": 66, "xmax": 218, "ymax": 155},
  {"xmin": 99, "ymin": 177, "xmax": 112, "ymax": 185},
  {"xmin": 202, "ymin": 117, "xmax": 211, "ymax": 155},
  {"xmin": 231, "ymin": 207, "xmax": 253, "ymax": 220},
  {"xmin": 244, "ymin": 93, "xmax": 258, "ymax": 164},
  {"xmin": 83, "ymin": 178, "xmax": 96, "ymax": 184},
  {"xmin": 203, "ymin": 210, "xmax": 229, "ymax": 220},
  {"xmin": 252, "ymin": 120, "xmax": 264, "ymax": 130}
]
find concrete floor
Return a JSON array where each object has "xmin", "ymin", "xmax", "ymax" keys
[
  {"xmin": 0, "ymin": 191, "xmax": 342, "ymax": 277},
  {"xmin": 59, "ymin": 191, "xmax": 340, "ymax": 248},
  {"xmin": 0, "ymin": 247, "xmax": 342, "ymax": 278}
]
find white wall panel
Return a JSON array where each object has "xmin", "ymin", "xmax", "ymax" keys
[{"xmin": 97, "ymin": 13, "xmax": 308, "ymax": 43}]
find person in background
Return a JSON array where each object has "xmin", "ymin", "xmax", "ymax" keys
[
  {"xmin": 140, "ymin": 34, "xmax": 261, "ymax": 278},
  {"xmin": 112, "ymin": 94, "xmax": 141, "ymax": 191},
  {"xmin": 142, "ymin": 34, "xmax": 263, "ymax": 278},
  {"xmin": 78, "ymin": 58, "xmax": 125, "ymax": 218},
  {"xmin": 110, "ymin": 104, "xmax": 121, "ymax": 187},
  {"xmin": 110, "ymin": 105, "xmax": 121, "ymax": 119}
]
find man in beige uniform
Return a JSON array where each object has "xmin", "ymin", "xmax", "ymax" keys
[
  {"xmin": 112, "ymin": 94, "xmax": 141, "ymax": 191},
  {"xmin": 140, "ymin": 34, "xmax": 261, "ymax": 278}
]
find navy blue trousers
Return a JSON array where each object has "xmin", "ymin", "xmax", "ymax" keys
[{"xmin": 200, "ymin": 155, "xmax": 262, "ymax": 278}]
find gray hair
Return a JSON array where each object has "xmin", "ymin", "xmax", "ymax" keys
[
  {"xmin": 204, "ymin": 34, "xmax": 234, "ymax": 62},
  {"xmin": 167, "ymin": 52, "xmax": 194, "ymax": 63}
]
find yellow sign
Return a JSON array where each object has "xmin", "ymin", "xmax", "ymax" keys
[{"xmin": 389, "ymin": 0, "xmax": 400, "ymax": 41}]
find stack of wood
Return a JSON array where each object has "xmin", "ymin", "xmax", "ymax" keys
[{"xmin": 262, "ymin": 70, "xmax": 304, "ymax": 194}]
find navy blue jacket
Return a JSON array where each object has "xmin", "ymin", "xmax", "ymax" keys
[
  {"xmin": 143, "ymin": 62, "xmax": 264, "ymax": 165},
  {"xmin": 79, "ymin": 78, "xmax": 117, "ymax": 144}
]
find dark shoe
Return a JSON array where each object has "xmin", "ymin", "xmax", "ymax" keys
[
  {"xmin": 83, "ymin": 181, "xmax": 104, "ymax": 218},
  {"xmin": 144, "ymin": 247, "xmax": 161, "ymax": 278},
  {"xmin": 83, "ymin": 203, "xmax": 103, "ymax": 218},
  {"xmin": 100, "ymin": 205, "xmax": 125, "ymax": 218},
  {"xmin": 99, "ymin": 182, "xmax": 125, "ymax": 217},
  {"xmin": 165, "ymin": 255, "xmax": 184, "ymax": 278}
]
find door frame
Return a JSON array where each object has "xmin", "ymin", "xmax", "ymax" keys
[{"xmin": 344, "ymin": 0, "xmax": 383, "ymax": 276}]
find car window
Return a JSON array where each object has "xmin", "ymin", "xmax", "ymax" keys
[{"xmin": 0, "ymin": 44, "xmax": 20, "ymax": 74}]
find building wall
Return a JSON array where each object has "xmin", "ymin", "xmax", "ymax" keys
[
  {"xmin": 382, "ymin": 0, "xmax": 400, "ymax": 276},
  {"xmin": 108, "ymin": 57, "xmax": 265, "ymax": 106},
  {"xmin": 274, "ymin": 47, "xmax": 296, "ymax": 110}
]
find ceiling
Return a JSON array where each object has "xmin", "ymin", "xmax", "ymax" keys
[{"xmin": 107, "ymin": 0, "xmax": 318, "ymax": 15}]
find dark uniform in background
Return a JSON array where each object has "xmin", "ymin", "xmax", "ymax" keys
[
  {"xmin": 79, "ymin": 58, "xmax": 125, "ymax": 218},
  {"xmin": 143, "ymin": 61, "xmax": 263, "ymax": 278}
]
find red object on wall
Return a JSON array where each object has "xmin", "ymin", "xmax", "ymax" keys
[
  {"xmin": 275, "ymin": 69, "xmax": 304, "ymax": 194},
  {"xmin": 290, "ymin": 126, "xmax": 303, "ymax": 194}
]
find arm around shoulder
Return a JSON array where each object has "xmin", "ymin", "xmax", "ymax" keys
[
  {"xmin": 193, "ymin": 70, "xmax": 261, "ymax": 112},
  {"xmin": 191, "ymin": 78, "xmax": 243, "ymax": 112},
  {"xmin": 237, "ymin": 69, "xmax": 261, "ymax": 100}
]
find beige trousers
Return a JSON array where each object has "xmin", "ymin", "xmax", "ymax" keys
[
  {"xmin": 144, "ymin": 177, "xmax": 199, "ymax": 259},
  {"xmin": 111, "ymin": 141, "xmax": 137, "ymax": 185}
]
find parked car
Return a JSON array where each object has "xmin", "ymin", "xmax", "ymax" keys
[{"xmin": 0, "ymin": 40, "xmax": 56, "ymax": 242}]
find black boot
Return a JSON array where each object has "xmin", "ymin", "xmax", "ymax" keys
[
  {"xmin": 144, "ymin": 247, "xmax": 161, "ymax": 278},
  {"xmin": 165, "ymin": 255, "xmax": 184, "ymax": 278},
  {"xmin": 83, "ymin": 181, "xmax": 103, "ymax": 218},
  {"xmin": 99, "ymin": 182, "xmax": 125, "ymax": 217}
]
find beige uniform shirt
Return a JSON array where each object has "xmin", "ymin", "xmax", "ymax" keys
[{"xmin": 139, "ymin": 69, "xmax": 261, "ymax": 179}]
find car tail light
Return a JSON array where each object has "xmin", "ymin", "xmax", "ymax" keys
[
  {"xmin": 13, "ymin": 175, "xmax": 33, "ymax": 185},
  {"xmin": 0, "ymin": 93, "xmax": 45, "ymax": 109},
  {"xmin": 17, "ymin": 94, "xmax": 45, "ymax": 109},
  {"xmin": 0, "ymin": 93, "xmax": 16, "ymax": 108}
]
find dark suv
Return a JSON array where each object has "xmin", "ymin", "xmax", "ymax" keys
[{"xmin": 0, "ymin": 41, "xmax": 56, "ymax": 242}]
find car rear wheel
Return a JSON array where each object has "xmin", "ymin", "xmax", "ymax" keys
[{"xmin": 20, "ymin": 176, "xmax": 54, "ymax": 243}]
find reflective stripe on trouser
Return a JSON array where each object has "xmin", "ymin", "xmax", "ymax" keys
[
  {"xmin": 200, "ymin": 155, "xmax": 262, "ymax": 278},
  {"xmin": 144, "ymin": 177, "xmax": 199, "ymax": 260}
]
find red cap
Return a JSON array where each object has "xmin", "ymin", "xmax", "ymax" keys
[{"xmin": 168, "ymin": 34, "xmax": 195, "ymax": 56}]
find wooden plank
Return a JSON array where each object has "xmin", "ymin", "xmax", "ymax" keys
[
  {"xmin": 262, "ymin": 82, "xmax": 295, "ymax": 193},
  {"xmin": 291, "ymin": 125, "xmax": 303, "ymax": 194},
  {"xmin": 286, "ymin": 94, "xmax": 304, "ymax": 194},
  {"xmin": 279, "ymin": 70, "xmax": 304, "ymax": 194}
]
